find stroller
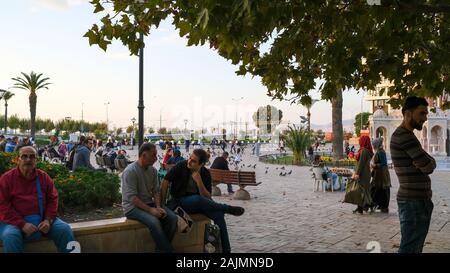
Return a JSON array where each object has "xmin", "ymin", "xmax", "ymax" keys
[
  {"xmin": 40, "ymin": 145, "xmax": 64, "ymax": 164},
  {"xmin": 98, "ymin": 149, "xmax": 117, "ymax": 172}
]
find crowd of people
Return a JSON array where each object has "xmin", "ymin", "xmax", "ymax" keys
[{"xmin": 0, "ymin": 97, "xmax": 437, "ymax": 254}]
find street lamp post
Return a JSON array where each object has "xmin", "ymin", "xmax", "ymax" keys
[
  {"xmin": 231, "ymin": 97, "xmax": 244, "ymax": 139},
  {"xmin": 184, "ymin": 119, "xmax": 188, "ymax": 136},
  {"xmin": 104, "ymin": 102, "xmax": 110, "ymax": 134},
  {"xmin": 81, "ymin": 102, "xmax": 84, "ymax": 133},
  {"xmin": 138, "ymin": 32, "xmax": 145, "ymax": 148},
  {"xmin": 0, "ymin": 89, "xmax": 6, "ymax": 133},
  {"xmin": 131, "ymin": 117, "xmax": 136, "ymax": 150}
]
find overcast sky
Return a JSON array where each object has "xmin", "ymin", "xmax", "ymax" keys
[{"xmin": 0, "ymin": 0, "xmax": 370, "ymax": 132}]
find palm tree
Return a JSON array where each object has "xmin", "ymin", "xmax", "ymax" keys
[
  {"xmin": 2, "ymin": 91, "xmax": 15, "ymax": 134},
  {"xmin": 285, "ymin": 125, "xmax": 312, "ymax": 164},
  {"xmin": 11, "ymin": 72, "xmax": 52, "ymax": 138}
]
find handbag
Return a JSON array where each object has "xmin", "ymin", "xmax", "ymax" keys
[
  {"xmin": 204, "ymin": 223, "xmax": 222, "ymax": 253},
  {"xmin": 174, "ymin": 206, "xmax": 193, "ymax": 233},
  {"xmin": 343, "ymin": 178, "xmax": 364, "ymax": 205},
  {"xmin": 23, "ymin": 176, "xmax": 44, "ymax": 240}
]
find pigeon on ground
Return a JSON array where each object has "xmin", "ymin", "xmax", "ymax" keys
[
  {"xmin": 276, "ymin": 167, "xmax": 279, "ymax": 170},
  {"xmin": 265, "ymin": 170, "xmax": 268, "ymax": 174},
  {"xmin": 287, "ymin": 170, "xmax": 292, "ymax": 175},
  {"xmin": 279, "ymin": 172, "xmax": 283, "ymax": 176},
  {"xmin": 281, "ymin": 172, "xmax": 287, "ymax": 176},
  {"xmin": 280, "ymin": 166, "xmax": 285, "ymax": 170},
  {"xmin": 253, "ymin": 164, "xmax": 257, "ymax": 169},
  {"xmin": 247, "ymin": 164, "xmax": 252, "ymax": 167}
]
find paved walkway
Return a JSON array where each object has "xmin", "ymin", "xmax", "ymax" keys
[
  {"xmin": 212, "ymin": 152, "xmax": 450, "ymax": 253},
  {"xmin": 111, "ymin": 146, "xmax": 450, "ymax": 253}
]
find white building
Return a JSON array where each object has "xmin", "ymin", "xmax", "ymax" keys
[{"xmin": 366, "ymin": 83, "xmax": 449, "ymax": 160}]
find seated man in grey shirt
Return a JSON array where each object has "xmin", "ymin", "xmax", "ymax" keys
[{"xmin": 121, "ymin": 143, "xmax": 177, "ymax": 253}]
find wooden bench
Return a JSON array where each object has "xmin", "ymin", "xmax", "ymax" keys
[
  {"xmin": 114, "ymin": 158, "xmax": 129, "ymax": 173},
  {"xmin": 208, "ymin": 169, "xmax": 261, "ymax": 200}
]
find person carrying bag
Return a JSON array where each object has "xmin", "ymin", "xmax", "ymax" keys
[{"xmin": 347, "ymin": 136, "xmax": 374, "ymax": 214}]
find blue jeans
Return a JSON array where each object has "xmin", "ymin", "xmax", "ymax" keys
[
  {"xmin": 397, "ymin": 199, "xmax": 433, "ymax": 253},
  {"xmin": 322, "ymin": 172, "xmax": 339, "ymax": 190},
  {"xmin": 126, "ymin": 204, "xmax": 177, "ymax": 253},
  {"xmin": 178, "ymin": 195, "xmax": 231, "ymax": 253},
  {"xmin": 0, "ymin": 218, "xmax": 75, "ymax": 253}
]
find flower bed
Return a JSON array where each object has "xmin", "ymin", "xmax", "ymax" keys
[
  {"xmin": 320, "ymin": 156, "xmax": 356, "ymax": 167},
  {"xmin": 0, "ymin": 152, "xmax": 121, "ymax": 213}
]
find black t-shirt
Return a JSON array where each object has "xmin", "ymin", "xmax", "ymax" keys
[
  {"xmin": 210, "ymin": 157, "xmax": 229, "ymax": 171},
  {"xmin": 164, "ymin": 160, "xmax": 212, "ymax": 199}
]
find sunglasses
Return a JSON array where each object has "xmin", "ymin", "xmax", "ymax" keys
[{"xmin": 20, "ymin": 154, "xmax": 37, "ymax": 160}]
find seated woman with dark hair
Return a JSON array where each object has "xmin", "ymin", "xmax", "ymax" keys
[
  {"xmin": 162, "ymin": 148, "xmax": 173, "ymax": 169},
  {"xmin": 166, "ymin": 149, "xmax": 184, "ymax": 165},
  {"xmin": 312, "ymin": 155, "xmax": 340, "ymax": 191}
]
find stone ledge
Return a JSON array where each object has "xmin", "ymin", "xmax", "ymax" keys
[{"xmin": 0, "ymin": 214, "xmax": 211, "ymax": 253}]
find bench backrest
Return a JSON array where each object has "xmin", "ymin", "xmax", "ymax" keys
[
  {"xmin": 209, "ymin": 169, "xmax": 257, "ymax": 184},
  {"xmin": 114, "ymin": 158, "xmax": 128, "ymax": 171}
]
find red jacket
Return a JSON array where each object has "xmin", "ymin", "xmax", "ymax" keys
[{"xmin": 0, "ymin": 167, "xmax": 58, "ymax": 228}]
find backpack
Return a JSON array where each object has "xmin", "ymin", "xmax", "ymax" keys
[
  {"xmin": 204, "ymin": 223, "xmax": 222, "ymax": 253},
  {"xmin": 66, "ymin": 145, "xmax": 78, "ymax": 170}
]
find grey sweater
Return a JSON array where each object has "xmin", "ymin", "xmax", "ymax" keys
[{"xmin": 121, "ymin": 162, "xmax": 159, "ymax": 215}]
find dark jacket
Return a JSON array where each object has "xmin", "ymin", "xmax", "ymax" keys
[
  {"xmin": 210, "ymin": 156, "xmax": 229, "ymax": 171},
  {"xmin": 371, "ymin": 149, "xmax": 391, "ymax": 189},
  {"xmin": 164, "ymin": 160, "xmax": 212, "ymax": 199},
  {"xmin": 72, "ymin": 145, "xmax": 95, "ymax": 171}
]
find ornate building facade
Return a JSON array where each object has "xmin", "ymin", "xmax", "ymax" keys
[{"xmin": 366, "ymin": 83, "xmax": 449, "ymax": 159}]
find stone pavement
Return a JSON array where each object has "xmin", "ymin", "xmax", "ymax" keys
[
  {"xmin": 108, "ymin": 146, "xmax": 450, "ymax": 253},
  {"xmin": 211, "ymin": 152, "xmax": 450, "ymax": 253}
]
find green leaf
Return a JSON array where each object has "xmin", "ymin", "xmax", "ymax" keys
[{"xmin": 94, "ymin": 2, "xmax": 104, "ymax": 13}]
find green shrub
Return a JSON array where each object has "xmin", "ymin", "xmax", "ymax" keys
[
  {"xmin": 36, "ymin": 161, "xmax": 70, "ymax": 178},
  {"xmin": 0, "ymin": 153, "xmax": 121, "ymax": 212},
  {"xmin": 0, "ymin": 152, "xmax": 18, "ymax": 175},
  {"xmin": 54, "ymin": 168, "xmax": 121, "ymax": 211}
]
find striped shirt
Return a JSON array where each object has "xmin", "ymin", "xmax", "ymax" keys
[{"xmin": 390, "ymin": 126, "xmax": 436, "ymax": 200}]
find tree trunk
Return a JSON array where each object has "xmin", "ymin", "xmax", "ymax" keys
[
  {"xmin": 29, "ymin": 91, "xmax": 37, "ymax": 139},
  {"xmin": 331, "ymin": 89, "xmax": 344, "ymax": 160}
]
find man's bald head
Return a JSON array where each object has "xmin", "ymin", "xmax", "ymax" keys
[
  {"xmin": 18, "ymin": 146, "xmax": 37, "ymax": 156},
  {"xmin": 17, "ymin": 146, "xmax": 38, "ymax": 172}
]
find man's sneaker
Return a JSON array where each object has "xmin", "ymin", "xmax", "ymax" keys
[
  {"xmin": 227, "ymin": 206, "xmax": 245, "ymax": 216},
  {"xmin": 228, "ymin": 190, "xmax": 235, "ymax": 194}
]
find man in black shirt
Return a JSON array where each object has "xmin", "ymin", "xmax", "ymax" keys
[
  {"xmin": 210, "ymin": 152, "xmax": 234, "ymax": 194},
  {"xmin": 160, "ymin": 149, "xmax": 244, "ymax": 253}
]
